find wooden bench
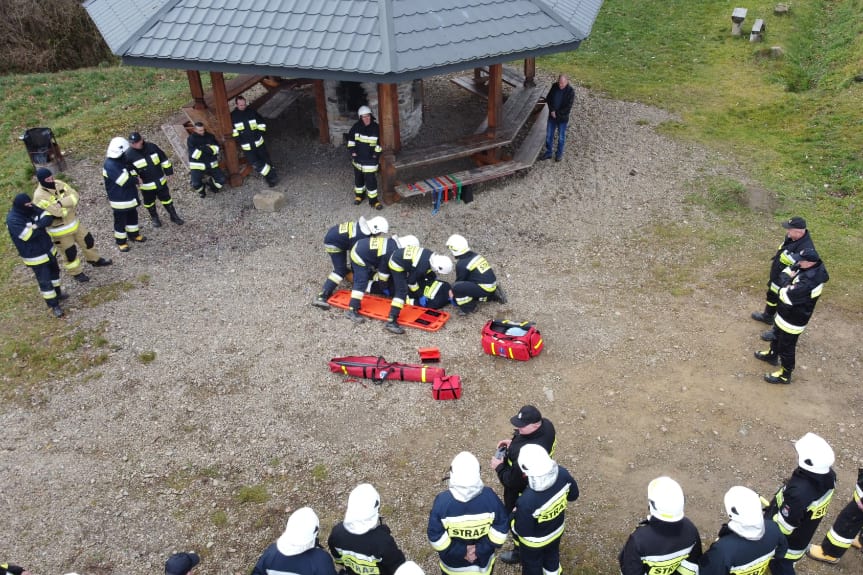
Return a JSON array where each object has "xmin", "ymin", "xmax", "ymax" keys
[
  {"xmin": 473, "ymin": 85, "xmax": 544, "ymax": 140},
  {"xmin": 449, "ymin": 65, "xmax": 527, "ymax": 98},
  {"xmin": 394, "ymin": 106, "xmax": 549, "ymax": 200}
]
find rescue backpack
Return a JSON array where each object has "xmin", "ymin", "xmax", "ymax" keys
[{"xmin": 481, "ymin": 320, "xmax": 543, "ymax": 361}]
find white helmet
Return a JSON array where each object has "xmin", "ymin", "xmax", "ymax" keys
[
  {"xmin": 106, "ymin": 136, "xmax": 130, "ymax": 158},
  {"xmin": 429, "ymin": 253, "xmax": 453, "ymax": 275},
  {"xmin": 394, "ymin": 561, "xmax": 425, "ymax": 575},
  {"xmin": 448, "ymin": 451, "xmax": 483, "ymax": 502},
  {"xmin": 367, "ymin": 216, "xmax": 388, "ymax": 235},
  {"xmin": 276, "ymin": 507, "xmax": 319, "ymax": 556},
  {"xmin": 724, "ymin": 486, "xmax": 765, "ymax": 540},
  {"xmin": 396, "ymin": 234, "xmax": 419, "ymax": 249},
  {"xmin": 795, "ymin": 432, "xmax": 834, "ymax": 474},
  {"xmin": 358, "ymin": 105, "xmax": 372, "ymax": 118},
  {"xmin": 647, "ymin": 476, "xmax": 685, "ymax": 523},
  {"xmin": 446, "ymin": 234, "xmax": 469, "ymax": 257},
  {"xmin": 344, "ymin": 483, "xmax": 381, "ymax": 535},
  {"xmin": 518, "ymin": 444, "xmax": 554, "ymax": 477}
]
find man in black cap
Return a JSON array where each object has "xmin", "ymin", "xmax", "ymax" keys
[
  {"xmin": 751, "ymin": 217, "xmax": 815, "ymax": 341},
  {"xmin": 6, "ymin": 193, "xmax": 66, "ymax": 317},
  {"xmin": 165, "ymin": 551, "xmax": 199, "ymax": 575},
  {"xmin": 490, "ymin": 405, "xmax": 557, "ymax": 564},
  {"xmin": 125, "ymin": 131, "xmax": 184, "ymax": 228},
  {"xmin": 754, "ymin": 248, "xmax": 828, "ymax": 384}
]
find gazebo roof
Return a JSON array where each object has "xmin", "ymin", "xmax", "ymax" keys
[{"xmin": 84, "ymin": 0, "xmax": 604, "ymax": 82}]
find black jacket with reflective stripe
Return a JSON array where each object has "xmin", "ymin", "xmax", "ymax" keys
[
  {"xmin": 699, "ymin": 522, "xmax": 787, "ymax": 575},
  {"xmin": 619, "ymin": 517, "xmax": 702, "ymax": 575},
  {"xmin": 327, "ymin": 522, "xmax": 406, "ymax": 575}
]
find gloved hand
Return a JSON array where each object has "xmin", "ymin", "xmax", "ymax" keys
[
  {"xmin": 382, "ymin": 288, "xmax": 391, "ymax": 297},
  {"xmin": 418, "ymin": 296, "xmax": 428, "ymax": 307}
]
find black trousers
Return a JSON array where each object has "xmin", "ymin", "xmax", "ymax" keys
[
  {"xmin": 768, "ymin": 327, "xmax": 801, "ymax": 371},
  {"xmin": 820, "ymin": 499, "xmax": 863, "ymax": 558}
]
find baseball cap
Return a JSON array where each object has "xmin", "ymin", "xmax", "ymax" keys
[
  {"xmin": 797, "ymin": 248, "xmax": 821, "ymax": 263},
  {"xmin": 129, "ymin": 131, "xmax": 143, "ymax": 143},
  {"xmin": 165, "ymin": 552, "xmax": 200, "ymax": 575},
  {"xmin": 510, "ymin": 405, "xmax": 541, "ymax": 427},
  {"xmin": 781, "ymin": 216, "xmax": 806, "ymax": 230}
]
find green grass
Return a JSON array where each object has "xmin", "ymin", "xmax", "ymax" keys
[
  {"xmin": 236, "ymin": 484, "xmax": 270, "ymax": 504},
  {"xmin": 546, "ymin": 0, "xmax": 863, "ymax": 310}
]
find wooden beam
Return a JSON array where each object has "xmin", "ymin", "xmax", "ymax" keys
[
  {"xmin": 187, "ymin": 70, "xmax": 206, "ymax": 110},
  {"xmin": 378, "ymin": 83, "xmax": 399, "ymax": 204},
  {"xmin": 486, "ymin": 64, "xmax": 503, "ymax": 136},
  {"xmin": 313, "ymin": 80, "xmax": 330, "ymax": 144},
  {"xmin": 210, "ymin": 71, "xmax": 243, "ymax": 187},
  {"xmin": 523, "ymin": 58, "xmax": 536, "ymax": 87}
]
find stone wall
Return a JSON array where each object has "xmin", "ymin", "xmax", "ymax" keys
[{"xmin": 324, "ymin": 80, "xmax": 423, "ymax": 146}]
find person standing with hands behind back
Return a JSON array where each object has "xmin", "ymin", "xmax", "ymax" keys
[{"xmin": 541, "ymin": 74, "xmax": 575, "ymax": 162}]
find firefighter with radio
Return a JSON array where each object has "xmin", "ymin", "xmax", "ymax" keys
[
  {"xmin": 763, "ymin": 432, "xmax": 836, "ymax": 575},
  {"xmin": 312, "ymin": 216, "xmax": 388, "ymax": 310},
  {"xmin": 125, "ymin": 131, "xmax": 184, "ymax": 227},
  {"xmin": 427, "ymin": 451, "xmax": 509, "ymax": 575},
  {"xmin": 511, "ymin": 445, "xmax": 579, "ymax": 575},
  {"xmin": 32, "ymin": 167, "xmax": 111, "ymax": 282},
  {"xmin": 618, "ymin": 477, "xmax": 702, "ymax": 575},
  {"xmin": 446, "ymin": 234, "xmax": 507, "ymax": 315}
]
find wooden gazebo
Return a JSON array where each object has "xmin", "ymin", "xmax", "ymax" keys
[{"xmin": 84, "ymin": 0, "xmax": 604, "ymax": 202}]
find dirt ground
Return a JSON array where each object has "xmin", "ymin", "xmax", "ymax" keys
[{"xmin": 2, "ymin": 75, "xmax": 862, "ymax": 575}]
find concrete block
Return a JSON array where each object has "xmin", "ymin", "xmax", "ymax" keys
[{"xmin": 253, "ymin": 190, "xmax": 286, "ymax": 212}]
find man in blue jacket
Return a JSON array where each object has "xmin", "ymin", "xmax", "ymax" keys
[{"xmin": 541, "ymin": 75, "xmax": 575, "ymax": 162}]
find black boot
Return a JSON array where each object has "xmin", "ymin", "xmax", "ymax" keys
[
  {"xmin": 165, "ymin": 204, "xmax": 185, "ymax": 225},
  {"xmin": 147, "ymin": 206, "xmax": 162, "ymax": 228},
  {"xmin": 765, "ymin": 367, "xmax": 792, "ymax": 384},
  {"xmin": 55, "ymin": 287, "xmax": 69, "ymax": 301},
  {"xmin": 750, "ymin": 310, "xmax": 774, "ymax": 325}
]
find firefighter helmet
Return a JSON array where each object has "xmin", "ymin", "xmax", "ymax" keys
[
  {"xmin": 518, "ymin": 444, "xmax": 554, "ymax": 477},
  {"xmin": 106, "ymin": 137, "xmax": 130, "ymax": 158},
  {"xmin": 647, "ymin": 476, "xmax": 685, "ymax": 522},
  {"xmin": 429, "ymin": 253, "xmax": 453, "ymax": 275},
  {"xmin": 344, "ymin": 483, "xmax": 381, "ymax": 535},
  {"xmin": 724, "ymin": 486, "xmax": 765, "ymax": 540},
  {"xmin": 446, "ymin": 234, "xmax": 469, "ymax": 256},
  {"xmin": 396, "ymin": 234, "xmax": 419, "ymax": 249},
  {"xmin": 358, "ymin": 105, "xmax": 372, "ymax": 118},
  {"xmin": 367, "ymin": 216, "xmax": 388, "ymax": 235},
  {"xmin": 276, "ymin": 507, "xmax": 319, "ymax": 556},
  {"xmin": 795, "ymin": 432, "xmax": 834, "ymax": 474},
  {"xmin": 394, "ymin": 561, "xmax": 425, "ymax": 575}
]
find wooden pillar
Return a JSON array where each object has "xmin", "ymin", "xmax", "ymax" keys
[
  {"xmin": 523, "ymin": 57, "xmax": 536, "ymax": 87},
  {"xmin": 378, "ymin": 83, "xmax": 400, "ymax": 204},
  {"xmin": 486, "ymin": 64, "xmax": 503, "ymax": 136},
  {"xmin": 313, "ymin": 80, "xmax": 330, "ymax": 144},
  {"xmin": 187, "ymin": 70, "xmax": 206, "ymax": 109},
  {"xmin": 210, "ymin": 71, "xmax": 243, "ymax": 187}
]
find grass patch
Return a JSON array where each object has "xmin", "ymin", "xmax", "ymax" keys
[
  {"xmin": 311, "ymin": 464, "xmax": 328, "ymax": 481},
  {"xmin": 138, "ymin": 350, "xmax": 157, "ymax": 364},
  {"xmin": 236, "ymin": 484, "xmax": 270, "ymax": 504},
  {"xmin": 685, "ymin": 176, "xmax": 748, "ymax": 214},
  {"xmin": 211, "ymin": 510, "xmax": 228, "ymax": 528}
]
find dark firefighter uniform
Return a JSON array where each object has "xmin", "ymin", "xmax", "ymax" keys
[
  {"xmin": 187, "ymin": 128, "xmax": 226, "ymax": 197},
  {"xmin": 6, "ymin": 194, "xmax": 63, "ymax": 313},
  {"xmin": 811, "ymin": 468, "xmax": 863, "ymax": 560},
  {"xmin": 512, "ymin": 464, "xmax": 579, "ymax": 575},
  {"xmin": 1, "ymin": 563, "xmax": 28, "ymax": 575},
  {"xmin": 761, "ymin": 252, "xmax": 828, "ymax": 383},
  {"xmin": 764, "ymin": 468, "xmax": 835, "ymax": 574},
  {"xmin": 619, "ymin": 517, "xmax": 702, "ymax": 575},
  {"xmin": 231, "ymin": 105, "xmax": 278, "ymax": 186},
  {"xmin": 348, "ymin": 236, "xmax": 398, "ymax": 313},
  {"xmin": 33, "ymin": 177, "xmax": 107, "ymax": 277},
  {"xmin": 453, "ymin": 250, "xmax": 502, "ymax": 313},
  {"xmin": 320, "ymin": 220, "xmax": 374, "ymax": 300},
  {"xmin": 125, "ymin": 137, "xmax": 184, "ymax": 226},
  {"xmin": 102, "ymin": 156, "xmax": 144, "ymax": 250},
  {"xmin": 347, "ymin": 116, "xmax": 382, "ymax": 208},
  {"xmin": 251, "ymin": 543, "xmax": 336, "ymax": 575},
  {"xmin": 427, "ymin": 486, "xmax": 509, "ymax": 575},
  {"xmin": 328, "ymin": 522, "xmax": 406, "ymax": 575},
  {"xmin": 699, "ymin": 522, "xmax": 788, "ymax": 575},
  {"xmin": 757, "ymin": 221, "xmax": 815, "ymax": 321},
  {"xmin": 387, "ymin": 246, "xmax": 452, "ymax": 321},
  {"xmin": 497, "ymin": 418, "xmax": 557, "ymax": 511}
]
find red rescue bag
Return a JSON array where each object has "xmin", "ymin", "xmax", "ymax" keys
[
  {"xmin": 329, "ymin": 356, "xmax": 445, "ymax": 383},
  {"xmin": 433, "ymin": 375, "xmax": 462, "ymax": 400},
  {"xmin": 481, "ymin": 320, "xmax": 543, "ymax": 361}
]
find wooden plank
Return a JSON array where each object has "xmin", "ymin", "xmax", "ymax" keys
[
  {"xmin": 450, "ymin": 75, "xmax": 489, "ymax": 99},
  {"xmin": 393, "ymin": 134, "xmax": 508, "ymax": 171},
  {"xmin": 257, "ymin": 89, "xmax": 301, "ymax": 119},
  {"xmin": 203, "ymin": 74, "xmax": 265, "ymax": 108},
  {"xmin": 512, "ymin": 106, "xmax": 549, "ymax": 165},
  {"xmin": 395, "ymin": 161, "xmax": 528, "ymax": 199},
  {"xmin": 161, "ymin": 123, "xmax": 191, "ymax": 168},
  {"xmin": 474, "ymin": 85, "xmax": 543, "ymax": 137}
]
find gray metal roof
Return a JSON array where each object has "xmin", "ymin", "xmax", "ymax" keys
[{"xmin": 84, "ymin": 0, "xmax": 604, "ymax": 82}]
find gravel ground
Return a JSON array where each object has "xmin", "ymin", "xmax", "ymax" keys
[{"xmin": 2, "ymin": 75, "xmax": 861, "ymax": 575}]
